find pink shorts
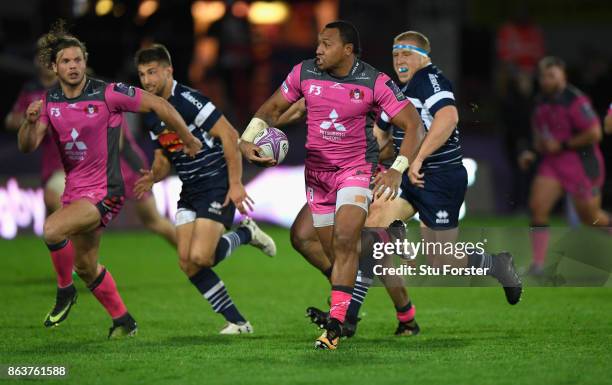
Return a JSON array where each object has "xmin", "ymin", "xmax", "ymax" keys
[
  {"xmin": 121, "ymin": 159, "xmax": 152, "ymax": 201},
  {"xmin": 305, "ymin": 163, "xmax": 375, "ymax": 227},
  {"xmin": 537, "ymin": 150, "xmax": 605, "ymax": 201},
  {"xmin": 62, "ymin": 188, "xmax": 125, "ymax": 227}
]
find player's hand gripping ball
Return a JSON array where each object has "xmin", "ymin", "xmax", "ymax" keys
[{"xmin": 253, "ymin": 127, "xmax": 289, "ymax": 165}]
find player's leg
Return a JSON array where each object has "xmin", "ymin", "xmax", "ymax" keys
[
  {"xmin": 42, "ymin": 198, "xmax": 124, "ymax": 330},
  {"xmin": 290, "ymin": 203, "xmax": 333, "ymax": 279},
  {"xmin": 43, "ymin": 170, "xmax": 65, "ymax": 216},
  {"xmin": 364, "ymin": 197, "xmax": 419, "ymax": 336},
  {"xmin": 72, "ymin": 228, "xmax": 137, "ymax": 338},
  {"xmin": 528, "ymin": 175, "xmax": 564, "ymax": 273},
  {"xmin": 134, "ymin": 196, "xmax": 177, "ymax": 247},
  {"xmin": 338, "ymin": 197, "xmax": 417, "ymax": 336},
  {"xmin": 186, "ymin": 217, "xmax": 253, "ymax": 333},
  {"xmin": 570, "ymin": 192, "xmax": 611, "ymax": 228},
  {"xmin": 315, "ymin": 185, "xmax": 369, "ymax": 350},
  {"xmin": 42, "ymin": 199, "xmax": 100, "ymax": 327},
  {"xmin": 414, "ymin": 166, "xmax": 524, "ymax": 304}
]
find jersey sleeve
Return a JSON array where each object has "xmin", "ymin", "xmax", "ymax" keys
[
  {"xmin": 373, "ymin": 72, "xmax": 410, "ymax": 120},
  {"xmin": 105, "ymin": 82, "xmax": 143, "ymax": 113},
  {"xmin": 376, "ymin": 111, "xmax": 393, "ymax": 132},
  {"xmin": 279, "ymin": 62, "xmax": 303, "ymax": 104},
  {"xmin": 415, "ymin": 72, "xmax": 456, "ymax": 116},
  {"xmin": 569, "ymin": 95, "xmax": 599, "ymax": 132},
  {"xmin": 180, "ymin": 92, "xmax": 222, "ymax": 132}
]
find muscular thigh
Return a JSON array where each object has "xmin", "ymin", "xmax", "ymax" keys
[
  {"xmin": 189, "ymin": 218, "xmax": 225, "ymax": 262},
  {"xmin": 530, "ymin": 175, "xmax": 564, "ymax": 213},
  {"xmin": 291, "ymin": 204, "xmax": 319, "ymax": 244},
  {"xmin": 46, "ymin": 199, "xmax": 102, "ymax": 237},
  {"xmin": 366, "ymin": 197, "xmax": 416, "ymax": 227}
]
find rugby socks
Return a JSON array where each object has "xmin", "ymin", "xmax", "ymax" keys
[
  {"xmin": 530, "ymin": 225, "xmax": 550, "ymax": 268},
  {"xmin": 345, "ymin": 273, "xmax": 371, "ymax": 325},
  {"xmin": 88, "ymin": 267, "xmax": 128, "ymax": 319},
  {"xmin": 46, "ymin": 239, "xmax": 75, "ymax": 288},
  {"xmin": 344, "ymin": 228, "xmax": 386, "ymax": 324},
  {"xmin": 396, "ymin": 301, "xmax": 416, "ymax": 323},
  {"xmin": 213, "ymin": 227, "xmax": 252, "ymax": 266},
  {"xmin": 329, "ymin": 286, "xmax": 353, "ymax": 323},
  {"xmin": 189, "ymin": 268, "xmax": 246, "ymax": 324}
]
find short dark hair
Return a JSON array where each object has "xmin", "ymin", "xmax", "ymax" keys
[
  {"xmin": 324, "ymin": 20, "xmax": 361, "ymax": 56},
  {"xmin": 37, "ymin": 20, "xmax": 88, "ymax": 69},
  {"xmin": 539, "ymin": 56, "xmax": 566, "ymax": 71},
  {"xmin": 134, "ymin": 44, "xmax": 173, "ymax": 67}
]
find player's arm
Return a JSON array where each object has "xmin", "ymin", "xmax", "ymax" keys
[
  {"xmin": 17, "ymin": 100, "xmax": 48, "ymax": 153},
  {"xmin": 209, "ymin": 116, "xmax": 253, "ymax": 214},
  {"xmin": 564, "ymin": 122, "xmax": 602, "ymax": 148},
  {"xmin": 389, "ymin": 104, "xmax": 425, "ymax": 185},
  {"xmin": 240, "ymin": 89, "xmax": 294, "ymax": 166},
  {"xmin": 133, "ymin": 149, "xmax": 171, "ymax": 199},
  {"xmin": 413, "ymin": 105, "xmax": 458, "ymax": 160},
  {"xmin": 374, "ymin": 123, "xmax": 395, "ymax": 162},
  {"xmin": 138, "ymin": 90, "xmax": 202, "ymax": 157},
  {"xmin": 276, "ymin": 98, "xmax": 306, "ymax": 128}
]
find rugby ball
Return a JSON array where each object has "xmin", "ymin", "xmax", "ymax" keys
[{"xmin": 253, "ymin": 127, "xmax": 289, "ymax": 165}]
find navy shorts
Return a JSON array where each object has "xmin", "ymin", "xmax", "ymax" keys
[
  {"xmin": 400, "ymin": 165, "xmax": 467, "ymax": 229},
  {"xmin": 176, "ymin": 186, "xmax": 235, "ymax": 229}
]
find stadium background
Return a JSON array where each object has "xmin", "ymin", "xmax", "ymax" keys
[{"xmin": 0, "ymin": 1, "xmax": 611, "ymax": 384}]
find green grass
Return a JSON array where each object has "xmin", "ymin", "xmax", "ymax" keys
[{"xmin": 0, "ymin": 225, "xmax": 611, "ymax": 385}]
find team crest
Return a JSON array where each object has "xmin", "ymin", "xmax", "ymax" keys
[
  {"xmin": 85, "ymin": 104, "xmax": 98, "ymax": 116},
  {"xmin": 350, "ymin": 88, "xmax": 363, "ymax": 103}
]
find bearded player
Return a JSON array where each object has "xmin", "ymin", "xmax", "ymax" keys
[
  {"xmin": 17, "ymin": 23, "xmax": 202, "ymax": 338},
  {"xmin": 239, "ymin": 21, "xmax": 424, "ymax": 350}
]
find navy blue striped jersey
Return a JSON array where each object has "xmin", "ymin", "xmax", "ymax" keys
[
  {"xmin": 143, "ymin": 81, "xmax": 227, "ymax": 193},
  {"xmin": 377, "ymin": 64, "xmax": 462, "ymax": 172}
]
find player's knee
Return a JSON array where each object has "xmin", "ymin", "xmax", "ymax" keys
[
  {"xmin": 289, "ymin": 226, "xmax": 308, "ymax": 254},
  {"xmin": 333, "ymin": 230, "xmax": 358, "ymax": 255},
  {"xmin": 189, "ymin": 251, "xmax": 214, "ymax": 268},
  {"xmin": 43, "ymin": 221, "xmax": 65, "ymax": 244}
]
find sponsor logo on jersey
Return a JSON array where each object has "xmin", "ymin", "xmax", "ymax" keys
[
  {"xmin": 319, "ymin": 109, "xmax": 346, "ymax": 131},
  {"xmin": 64, "ymin": 128, "xmax": 88, "ymax": 161},
  {"xmin": 308, "ymin": 85, "xmax": 322, "ymax": 95},
  {"xmin": 181, "ymin": 91, "xmax": 204, "ymax": 109},
  {"xmin": 385, "ymin": 79, "xmax": 407, "ymax": 101},
  {"xmin": 428, "ymin": 74, "xmax": 441, "ymax": 93},
  {"xmin": 330, "ymin": 82, "xmax": 345, "ymax": 89}
]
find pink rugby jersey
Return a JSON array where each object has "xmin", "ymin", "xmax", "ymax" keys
[
  {"xmin": 280, "ymin": 58, "xmax": 410, "ymax": 171},
  {"xmin": 40, "ymin": 78, "xmax": 142, "ymax": 200},
  {"xmin": 532, "ymin": 85, "xmax": 602, "ymax": 163}
]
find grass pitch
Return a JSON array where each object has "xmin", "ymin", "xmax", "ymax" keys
[{"xmin": 0, "ymin": 224, "xmax": 611, "ymax": 385}]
